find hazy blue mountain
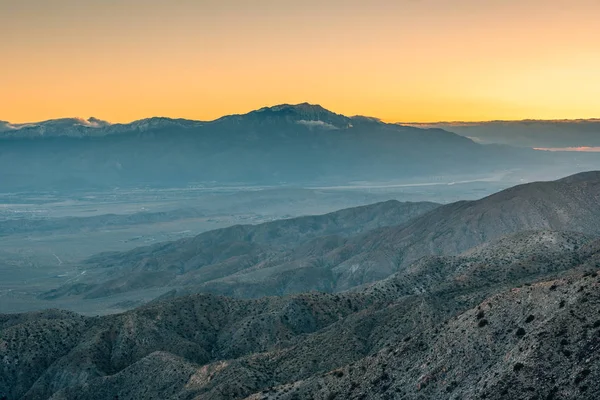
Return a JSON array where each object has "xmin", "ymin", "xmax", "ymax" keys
[
  {"xmin": 0, "ymin": 117, "xmax": 112, "ymax": 137},
  {"xmin": 1, "ymin": 104, "xmax": 594, "ymax": 191},
  {"xmin": 406, "ymin": 119, "xmax": 600, "ymax": 148}
]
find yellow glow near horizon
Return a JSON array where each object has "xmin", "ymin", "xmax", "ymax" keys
[{"xmin": 1, "ymin": 0, "xmax": 599, "ymax": 123}]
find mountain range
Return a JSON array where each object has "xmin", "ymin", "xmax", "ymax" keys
[
  {"xmin": 40, "ymin": 200, "xmax": 439, "ymax": 300},
  {"xmin": 3, "ymin": 229, "xmax": 599, "ymax": 399},
  {"xmin": 2, "ymin": 104, "xmax": 597, "ymax": 191},
  {"xmin": 407, "ymin": 119, "xmax": 600, "ymax": 148},
  {"xmin": 42, "ymin": 171, "xmax": 600, "ymax": 302},
  {"xmin": 3, "ymin": 171, "xmax": 600, "ymax": 399}
]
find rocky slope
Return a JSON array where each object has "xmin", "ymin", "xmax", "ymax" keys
[
  {"xmin": 288, "ymin": 170, "xmax": 600, "ymax": 291},
  {"xmin": 3, "ymin": 230, "xmax": 599, "ymax": 399},
  {"xmin": 44, "ymin": 172, "xmax": 600, "ymax": 302},
  {"xmin": 341, "ymin": 171, "xmax": 600, "ymax": 265},
  {"xmin": 256, "ymin": 269, "xmax": 600, "ymax": 400},
  {"xmin": 40, "ymin": 200, "xmax": 439, "ymax": 300}
]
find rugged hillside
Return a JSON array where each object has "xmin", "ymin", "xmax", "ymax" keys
[
  {"xmin": 41, "ymin": 200, "xmax": 438, "ymax": 300},
  {"xmin": 361, "ymin": 230, "xmax": 596, "ymax": 299},
  {"xmin": 315, "ymin": 170, "xmax": 600, "ymax": 287},
  {"xmin": 0, "ymin": 104, "xmax": 586, "ymax": 192},
  {"xmin": 257, "ymin": 270, "xmax": 600, "ymax": 400},
  {"xmin": 2, "ymin": 230, "xmax": 599, "ymax": 399},
  {"xmin": 1, "ymin": 290, "xmax": 380, "ymax": 399},
  {"xmin": 42, "ymin": 172, "xmax": 600, "ymax": 302}
]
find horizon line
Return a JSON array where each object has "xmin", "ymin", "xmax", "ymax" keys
[{"xmin": 2, "ymin": 102, "xmax": 600, "ymax": 126}]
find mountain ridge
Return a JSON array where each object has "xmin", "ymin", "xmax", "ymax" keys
[
  {"xmin": 3, "ymin": 229, "xmax": 599, "ymax": 399},
  {"xmin": 2, "ymin": 105, "xmax": 600, "ymax": 203},
  {"xmin": 0, "ymin": 103, "xmax": 369, "ymax": 138},
  {"xmin": 0, "ymin": 103, "xmax": 535, "ymax": 192},
  {"xmin": 40, "ymin": 200, "xmax": 439, "ymax": 301},
  {"xmin": 5, "ymin": 105, "xmax": 600, "ymax": 137},
  {"xmin": 40, "ymin": 171, "xmax": 600, "ymax": 302},
  {"xmin": 405, "ymin": 119, "xmax": 600, "ymax": 148}
]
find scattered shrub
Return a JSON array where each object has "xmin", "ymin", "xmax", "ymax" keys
[
  {"xmin": 525, "ymin": 315, "xmax": 535, "ymax": 323},
  {"xmin": 513, "ymin": 363, "xmax": 524, "ymax": 372}
]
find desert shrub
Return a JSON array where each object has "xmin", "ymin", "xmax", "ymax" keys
[
  {"xmin": 513, "ymin": 363, "xmax": 524, "ymax": 372},
  {"xmin": 525, "ymin": 315, "xmax": 535, "ymax": 323}
]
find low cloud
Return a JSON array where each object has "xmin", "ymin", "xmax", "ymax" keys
[
  {"xmin": 0, "ymin": 121, "xmax": 18, "ymax": 131},
  {"xmin": 3, "ymin": 117, "xmax": 112, "ymax": 131},
  {"xmin": 74, "ymin": 117, "xmax": 111, "ymax": 128},
  {"xmin": 466, "ymin": 136, "xmax": 484, "ymax": 143},
  {"xmin": 296, "ymin": 120, "xmax": 338, "ymax": 130}
]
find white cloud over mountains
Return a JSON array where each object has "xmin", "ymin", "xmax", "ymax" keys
[{"xmin": 296, "ymin": 120, "xmax": 338, "ymax": 130}]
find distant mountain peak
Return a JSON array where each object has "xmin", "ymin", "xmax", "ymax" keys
[
  {"xmin": 253, "ymin": 103, "xmax": 340, "ymax": 119},
  {"xmin": 257, "ymin": 102, "xmax": 329, "ymax": 113},
  {"xmin": 4, "ymin": 117, "xmax": 110, "ymax": 129},
  {"xmin": 0, "ymin": 117, "xmax": 113, "ymax": 137},
  {"xmin": 120, "ymin": 117, "xmax": 203, "ymax": 132},
  {"xmin": 242, "ymin": 103, "xmax": 353, "ymax": 129},
  {"xmin": 127, "ymin": 116, "xmax": 200, "ymax": 126},
  {"xmin": 0, "ymin": 103, "xmax": 381, "ymax": 137},
  {"xmin": 0, "ymin": 120, "xmax": 13, "ymax": 132}
]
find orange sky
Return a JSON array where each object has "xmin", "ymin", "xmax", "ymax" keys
[{"xmin": 1, "ymin": 0, "xmax": 599, "ymax": 123}]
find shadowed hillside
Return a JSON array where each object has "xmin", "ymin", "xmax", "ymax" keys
[
  {"xmin": 40, "ymin": 200, "xmax": 438, "ymax": 300},
  {"xmin": 43, "ymin": 171, "xmax": 600, "ymax": 302},
  {"xmin": 2, "ymin": 230, "xmax": 599, "ymax": 399}
]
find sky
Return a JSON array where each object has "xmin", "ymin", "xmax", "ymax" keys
[{"xmin": 1, "ymin": 0, "xmax": 599, "ymax": 123}]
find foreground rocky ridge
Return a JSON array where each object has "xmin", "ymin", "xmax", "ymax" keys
[
  {"xmin": 3, "ymin": 230, "xmax": 600, "ymax": 399},
  {"xmin": 256, "ymin": 270, "xmax": 600, "ymax": 400}
]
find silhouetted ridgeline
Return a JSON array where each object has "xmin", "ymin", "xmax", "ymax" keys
[{"xmin": 0, "ymin": 104, "xmax": 592, "ymax": 191}]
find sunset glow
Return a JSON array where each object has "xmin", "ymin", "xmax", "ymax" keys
[
  {"xmin": 1, "ymin": 0, "xmax": 599, "ymax": 123},
  {"xmin": 535, "ymin": 147, "xmax": 600, "ymax": 152}
]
